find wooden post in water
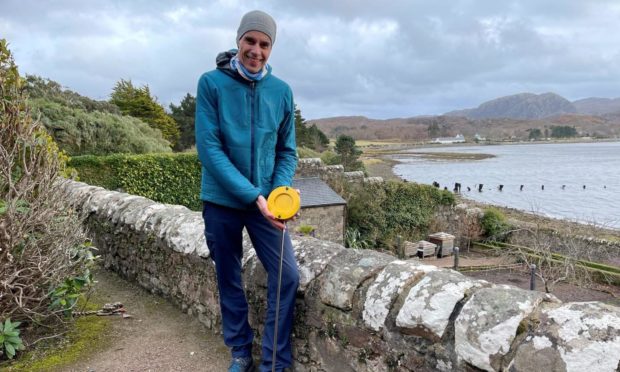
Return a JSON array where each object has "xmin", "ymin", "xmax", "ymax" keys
[
  {"xmin": 453, "ymin": 247, "xmax": 460, "ymax": 270},
  {"xmin": 396, "ymin": 235, "xmax": 404, "ymax": 259}
]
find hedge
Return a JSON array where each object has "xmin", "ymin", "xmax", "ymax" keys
[
  {"xmin": 345, "ymin": 180, "xmax": 455, "ymax": 248},
  {"xmin": 69, "ymin": 153, "xmax": 202, "ymax": 211}
]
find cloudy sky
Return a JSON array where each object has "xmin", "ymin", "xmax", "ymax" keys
[{"xmin": 2, "ymin": 0, "xmax": 619, "ymax": 119}]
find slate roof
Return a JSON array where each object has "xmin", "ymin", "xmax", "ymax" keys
[{"xmin": 292, "ymin": 177, "xmax": 346, "ymax": 208}]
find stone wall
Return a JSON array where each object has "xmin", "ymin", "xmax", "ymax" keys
[
  {"xmin": 295, "ymin": 158, "xmax": 381, "ymax": 184},
  {"xmin": 507, "ymin": 227, "xmax": 620, "ymax": 266},
  {"xmin": 288, "ymin": 205, "xmax": 346, "ymax": 244},
  {"xmin": 432, "ymin": 202, "xmax": 619, "ymax": 266},
  {"xmin": 63, "ymin": 180, "xmax": 620, "ymax": 372}
]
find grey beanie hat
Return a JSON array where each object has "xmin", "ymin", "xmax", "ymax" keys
[{"xmin": 237, "ymin": 10, "xmax": 277, "ymax": 45}]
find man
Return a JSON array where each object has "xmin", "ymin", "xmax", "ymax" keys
[{"xmin": 195, "ymin": 10, "xmax": 299, "ymax": 372}]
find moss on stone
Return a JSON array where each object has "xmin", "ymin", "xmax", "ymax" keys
[{"xmin": 4, "ymin": 297, "xmax": 112, "ymax": 371}]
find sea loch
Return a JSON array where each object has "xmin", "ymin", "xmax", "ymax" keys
[{"xmin": 393, "ymin": 141, "xmax": 620, "ymax": 229}]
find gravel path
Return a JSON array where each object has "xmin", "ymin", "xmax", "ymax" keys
[{"xmin": 61, "ymin": 268, "xmax": 229, "ymax": 372}]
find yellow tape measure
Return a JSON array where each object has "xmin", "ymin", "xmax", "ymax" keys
[{"xmin": 267, "ymin": 186, "xmax": 300, "ymax": 221}]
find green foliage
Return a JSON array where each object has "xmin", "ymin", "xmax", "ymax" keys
[
  {"xmin": 297, "ymin": 225, "xmax": 315, "ymax": 235},
  {"xmin": 69, "ymin": 153, "xmax": 203, "ymax": 210},
  {"xmin": 427, "ymin": 122, "xmax": 440, "ymax": 138},
  {"xmin": 344, "ymin": 228, "xmax": 370, "ymax": 249},
  {"xmin": 110, "ymin": 79, "xmax": 180, "ymax": 145},
  {"xmin": 334, "ymin": 135, "xmax": 364, "ymax": 171},
  {"xmin": 345, "ymin": 180, "xmax": 454, "ymax": 250},
  {"xmin": 297, "ymin": 146, "xmax": 321, "ymax": 159},
  {"xmin": 49, "ymin": 275, "xmax": 91, "ymax": 317},
  {"xmin": 295, "ymin": 105, "xmax": 329, "ymax": 151},
  {"xmin": 1, "ymin": 40, "xmax": 93, "ymax": 326},
  {"xmin": 22, "ymin": 75, "xmax": 171, "ymax": 156},
  {"xmin": 5, "ymin": 297, "xmax": 112, "ymax": 371},
  {"xmin": 30, "ymin": 98, "xmax": 172, "ymax": 156},
  {"xmin": 0, "ymin": 39, "xmax": 20, "ymax": 91},
  {"xmin": 169, "ymin": 93, "xmax": 196, "ymax": 152},
  {"xmin": 320, "ymin": 150, "xmax": 340, "ymax": 165},
  {"xmin": 527, "ymin": 128, "xmax": 543, "ymax": 140},
  {"xmin": 550, "ymin": 125, "xmax": 577, "ymax": 138},
  {"xmin": 481, "ymin": 207, "xmax": 511, "ymax": 241},
  {"xmin": 25, "ymin": 75, "xmax": 120, "ymax": 114},
  {"xmin": 0, "ymin": 319, "xmax": 25, "ymax": 360},
  {"xmin": 49, "ymin": 247, "xmax": 95, "ymax": 317}
]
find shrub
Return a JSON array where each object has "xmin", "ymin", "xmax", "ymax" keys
[
  {"xmin": 320, "ymin": 150, "xmax": 340, "ymax": 165},
  {"xmin": 30, "ymin": 98, "xmax": 172, "ymax": 156},
  {"xmin": 23, "ymin": 75, "xmax": 172, "ymax": 156},
  {"xmin": 1, "ymin": 39, "xmax": 93, "ymax": 326},
  {"xmin": 0, "ymin": 319, "xmax": 25, "ymax": 360},
  {"xmin": 481, "ymin": 207, "xmax": 511, "ymax": 240},
  {"xmin": 297, "ymin": 225, "xmax": 315, "ymax": 236},
  {"xmin": 69, "ymin": 152, "xmax": 202, "ymax": 210},
  {"xmin": 344, "ymin": 228, "xmax": 370, "ymax": 249},
  {"xmin": 345, "ymin": 180, "xmax": 454, "ymax": 250},
  {"xmin": 297, "ymin": 146, "xmax": 321, "ymax": 159}
]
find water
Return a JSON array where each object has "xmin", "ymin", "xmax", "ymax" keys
[{"xmin": 393, "ymin": 141, "xmax": 620, "ymax": 229}]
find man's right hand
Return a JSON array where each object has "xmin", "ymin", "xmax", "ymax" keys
[{"xmin": 256, "ymin": 195, "xmax": 285, "ymax": 230}]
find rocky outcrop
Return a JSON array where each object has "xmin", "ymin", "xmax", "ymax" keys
[{"xmin": 62, "ymin": 180, "xmax": 620, "ymax": 372}]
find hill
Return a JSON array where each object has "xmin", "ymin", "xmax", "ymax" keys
[
  {"xmin": 573, "ymin": 97, "xmax": 620, "ymax": 115},
  {"xmin": 309, "ymin": 114, "xmax": 620, "ymax": 143},
  {"xmin": 445, "ymin": 92, "xmax": 577, "ymax": 119}
]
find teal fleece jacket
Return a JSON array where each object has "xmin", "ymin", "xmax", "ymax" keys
[{"xmin": 195, "ymin": 50, "xmax": 297, "ymax": 210}]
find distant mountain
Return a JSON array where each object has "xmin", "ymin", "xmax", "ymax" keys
[
  {"xmin": 573, "ymin": 97, "xmax": 620, "ymax": 115},
  {"xmin": 445, "ymin": 92, "xmax": 577, "ymax": 119},
  {"xmin": 309, "ymin": 113, "xmax": 620, "ymax": 143}
]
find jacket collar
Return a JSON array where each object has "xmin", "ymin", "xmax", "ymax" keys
[{"xmin": 215, "ymin": 49, "xmax": 272, "ymax": 83}]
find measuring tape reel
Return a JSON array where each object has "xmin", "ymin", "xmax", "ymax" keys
[{"xmin": 267, "ymin": 186, "xmax": 300, "ymax": 221}]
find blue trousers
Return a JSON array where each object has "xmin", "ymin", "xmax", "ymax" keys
[{"xmin": 202, "ymin": 202, "xmax": 299, "ymax": 372}]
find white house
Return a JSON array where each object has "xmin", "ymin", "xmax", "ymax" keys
[{"xmin": 431, "ymin": 134, "xmax": 465, "ymax": 144}]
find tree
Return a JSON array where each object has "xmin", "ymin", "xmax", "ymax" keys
[
  {"xmin": 334, "ymin": 134, "xmax": 364, "ymax": 171},
  {"xmin": 169, "ymin": 93, "xmax": 196, "ymax": 151},
  {"xmin": 505, "ymin": 218, "xmax": 593, "ymax": 294},
  {"xmin": 305, "ymin": 124, "xmax": 329, "ymax": 151},
  {"xmin": 427, "ymin": 121, "xmax": 440, "ymax": 138},
  {"xmin": 110, "ymin": 79, "xmax": 179, "ymax": 146},
  {"xmin": 527, "ymin": 128, "xmax": 543, "ymax": 140},
  {"xmin": 294, "ymin": 104, "xmax": 329, "ymax": 152},
  {"xmin": 550, "ymin": 125, "xmax": 577, "ymax": 138}
]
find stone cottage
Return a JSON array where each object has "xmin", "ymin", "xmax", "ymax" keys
[{"xmin": 288, "ymin": 177, "xmax": 346, "ymax": 244}]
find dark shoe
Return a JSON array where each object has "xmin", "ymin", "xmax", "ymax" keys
[{"xmin": 228, "ymin": 356, "xmax": 255, "ymax": 372}]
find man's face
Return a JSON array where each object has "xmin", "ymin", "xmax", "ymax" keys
[{"xmin": 237, "ymin": 30, "xmax": 272, "ymax": 74}]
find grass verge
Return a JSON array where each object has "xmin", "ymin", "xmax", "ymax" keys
[{"xmin": 2, "ymin": 297, "xmax": 112, "ymax": 371}]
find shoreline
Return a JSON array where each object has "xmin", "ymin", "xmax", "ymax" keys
[
  {"xmin": 362, "ymin": 148, "xmax": 620, "ymax": 238},
  {"xmin": 359, "ymin": 137, "xmax": 620, "ymax": 151}
]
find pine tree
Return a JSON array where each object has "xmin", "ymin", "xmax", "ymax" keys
[
  {"xmin": 169, "ymin": 93, "xmax": 196, "ymax": 151},
  {"xmin": 294, "ymin": 104, "xmax": 329, "ymax": 151},
  {"xmin": 110, "ymin": 79, "xmax": 179, "ymax": 146},
  {"xmin": 335, "ymin": 134, "xmax": 364, "ymax": 171}
]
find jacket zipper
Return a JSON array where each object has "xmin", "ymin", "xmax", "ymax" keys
[{"xmin": 250, "ymin": 81, "xmax": 256, "ymax": 185}]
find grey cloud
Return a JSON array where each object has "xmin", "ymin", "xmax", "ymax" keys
[{"xmin": 1, "ymin": 0, "xmax": 619, "ymax": 119}]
